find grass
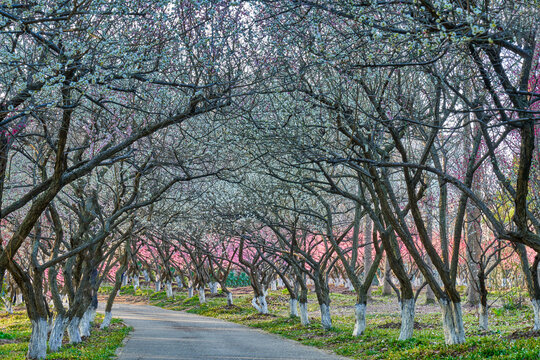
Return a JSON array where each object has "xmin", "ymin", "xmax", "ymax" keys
[
  {"xmin": 116, "ymin": 284, "xmax": 540, "ymax": 360},
  {"xmin": 0, "ymin": 310, "xmax": 132, "ymax": 360}
]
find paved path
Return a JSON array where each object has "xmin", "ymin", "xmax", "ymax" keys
[{"xmin": 101, "ymin": 303, "xmax": 346, "ymax": 360}]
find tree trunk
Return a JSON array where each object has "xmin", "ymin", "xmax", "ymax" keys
[
  {"xmin": 399, "ymin": 298, "xmax": 415, "ymax": 341},
  {"xmin": 155, "ymin": 281, "xmax": 161, "ymax": 292},
  {"xmin": 209, "ymin": 282, "xmax": 218, "ymax": 294},
  {"xmin": 132, "ymin": 275, "xmax": 140, "ymax": 290},
  {"xmin": 479, "ymin": 303, "xmax": 488, "ymax": 331},
  {"xmin": 27, "ymin": 318, "xmax": 48, "ymax": 360},
  {"xmin": 188, "ymin": 286, "xmax": 194, "ymax": 298},
  {"xmin": 319, "ymin": 303, "xmax": 332, "ymax": 330},
  {"xmin": 465, "ymin": 209, "xmax": 482, "ymax": 307},
  {"xmin": 299, "ymin": 301, "xmax": 310, "ymax": 325},
  {"xmin": 79, "ymin": 307, "xmax": 93, "ymax": 338},
  {"xmin": 382, "ymin": 256, "xmax": 392, "ymax": 296},
  {"xmin": 198, "ymin": 287, "xmax": 206, "ymax": 304},
  {"xmin": 226, "ymin": 292, "xmax": 234, "ymax": 306},
  {"xmin": 121, "ymin": 273, "xmax": 128, "ymax": 287},
  {"xmin": 166, "ymin": 281, "xmax": 174, "ymax": 298},
  {"xmin": 48, "ymin": 314, "xmax": 68, "ymax": 352},
  {"xmin": 364, "ymin": 219, "xmax": 373, "ymax": 298},
  {"xmin": 289, "ymin": 298, "xmax": 298, "ymax": 317},
  {"xmin": 352, "ymin": 303, "xmax": 366, "ymax": 336},
  {"xmin": 439, "ymin": 299, "xmax": 465, "ymax": 345},
  {"xmin": 532, "ymin": 299, "xmax": 540, "ymax": 331},
  {"xmin": 251, "ymin": 295, "xmax": 268, "ymax": 314},
  {"xmin": 101, "ymin": 311, "xmax": 113, "ymax": 329},
  {"xmin": 67, "ymin": 316, "xmax": 82, "ymax": 344}
]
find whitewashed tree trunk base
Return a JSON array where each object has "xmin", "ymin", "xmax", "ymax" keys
[
  {"xmin": 133, "ymin": 276, "xmax": 140, "ymax": 290},
  {"xmin": 289, "ymin": 299, "xmax": 299, "ymax": 317},
  {"xmin": 209, "ymin": 282, "xmax": 218, "ymax": 294},
  {"xmin": 198, "ymin": 287, "xmax": 206, "ymax": 304},
  {"xmin": 271, "ymin": 280, "xmax": 277, "ymax": 291},
  {"xmin": 226, "ymin": 292, "xmax": 234, "ymax": 306},
  {"xmin": 188, "ymin": 287, "xmax": 194, "ymax": 298},
  {"xmin": 439, "ymin": 299, "xmax": 465, "ymax": 344},
  {"xmin": 143, "ymin": 270, "xmax": 150, "ymax": 282},
  {"xmin": 1, "ymin": 298, "xmax": 13, "ymax": 314},
  {"xmin": 68, "ymin": 317, "xmax": 82, "ymax": 344},
  {"xmin": 251, "ymin": 296, "xmax": 268, "ymax": 314},
  {"xmin": 79, "ymin": 309, "xmax": 92, "ymax": 338},
  {"xmin": 299, "ymin": 302, "xmax": 310, "ymax": 325},
  {"xmin": 479, "ymin": 304, "xmax": 488, "ymax": 331},
  {"xmin": 399, "ymin": 298, "xmax": 415, "ymax": 341},
  {"xmin": 15, "ymin": 294, "xmax": 23, "ymax": 305},
  {"xmin": 49, "ymin": 315, "xmax": 68, "ymax": 352},
  {"xmin": 155, "ymin": 281, "xmax": 161, "ymax": 292},
  {"xmin": 320, "ymin": 303, "xmax": 332, "ymax": 330},
  {"xmin": 532, "ymin": 299, "xmax": 540, "ymax": 331},
  {"xmin": 352, "ymin": 303, "xmax": 366, "ymax": 336},
  {"xmin": 166, "ymin": 282, "xmax": 174, "ymax": 298},
  {"xmin": 101, "ymin": 312, "xmax": 113, "ymax": 329},
  {"xmin": 27, "ymin": 318, "xmax": 47, "ymax": 359}
]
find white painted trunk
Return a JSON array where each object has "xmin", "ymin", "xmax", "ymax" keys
[
  {"xmin": 133, "ymin": 276, "xmax": 140, "ymax": 290},
  {"xmin": 100, "ymin": 311, "xmax": 113, "ymax": 329},
  {"xmin": 1, "ymin": 297, "xmax": 13, "ymax": 314},
  {"xmin": 15, "ymin": 294, "xmax": 23, "ymax": 305},
  {"xmin": 479, "ymin": 304, "xmax": 488, "ymax": 331},
  {"xmin": 166, "ymin": 282, "xmax": 174, "ymax": 298},
  {"xmin": 271, "ymin": 280, "xmax": 277, "ymax": 291},
  {"xmin": 209, "ymin": 282, "xmax": 218, "ymax": 294},
  {"xmin": 251, "ymin": 295, "xmax": 268, "ymax": 314},
  {"xmin": 299, "ymin": 302, "xmax": 310, "ymax": 325},
  {"xmin": 198, "ymin": 287, "xmax": 206, "ymax": 304},
  {"xmin": 176, "ymin": 276, "xmax": 183, "ymax": 289},
  {"xmin": 352, "ymin": 303, "xmax": 366, "ymax": 336},
  {"xmin": 532, "ymin": 299, "xmax": 540, "ymax": 331},
  {"xmin": 226, "ymin": 292, "xmax": 234, "ymax": 306},
  {"xmin": 289, "ymin": 299, "xmax": 299, "ymax": 317},
  {"xmin": 49, "ymin": 315, "xmax": 68, "ymax": 352},
  {"xmin": 79, "ymin": 308, "xmax": 92, "ymax": 338},
  {"xmin": 439, "ymin": 299, "xmax": 465, "ymax": 345},
  {"xmin": 155, "ymin": 281, "xmax": 161, "ymax": 292},
  {"xmin": 399, "ymin": 298, "xmax": 415, "ymax": 341},
  {"xmin": 67, "ymin": 317, "xmax": 82, "ymax": 344},
  {"xmin": 188, "ymin": 287, "xmax": 194, "ymax": 298},
  {"xmin": 277, "ymin": 278, "xmax": 284, "ymax": 288},
  {"xmin": 143, "ymin": 270, "xmax": 150, "ymax": 282},
  {"xmin": 27, "ymin": 318, "xmax": 47, "ymax": 359},
  {"xmin": 259, "ymin": 295, "xmax": 268, "ymax": 314},
  {"xmin": 320, "ymin": 303, "xmax": 332, "ymax": 330}
]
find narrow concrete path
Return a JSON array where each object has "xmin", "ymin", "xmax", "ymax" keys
[{"xmin": 101, "ymin": 303, "xmax": 347, "ymax": 360}]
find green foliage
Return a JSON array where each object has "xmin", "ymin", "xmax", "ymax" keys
[{"xmin": 225, "ymin": 272, "xmax": 250, "ymax": 287}]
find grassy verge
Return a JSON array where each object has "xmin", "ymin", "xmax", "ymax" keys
[
  {"xmin": 116, "ymin": 285, "xmax": 540, "ymax": 360},
  {"xmin": 0, "ymin": 310, "xmax": 132, "ymax": 360}
]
